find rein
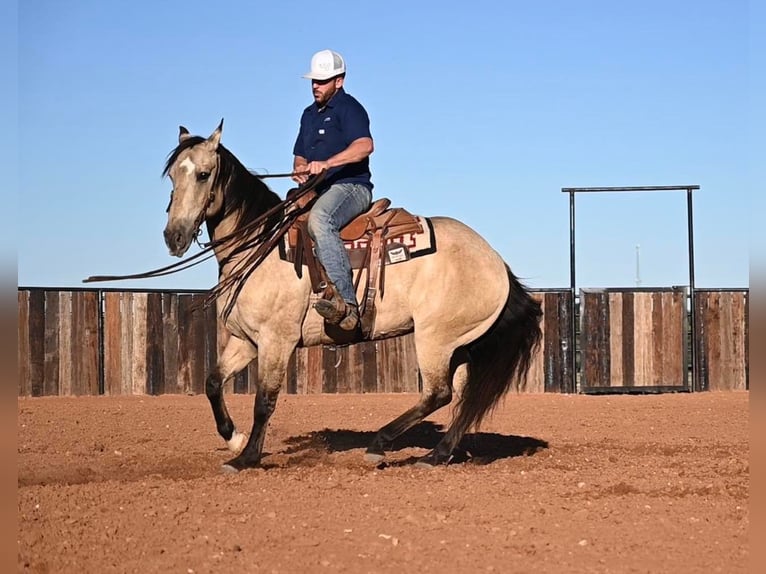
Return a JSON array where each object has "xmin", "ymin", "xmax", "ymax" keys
[{"xmin": 83, "ymin": 172, "xmax": 323, "ymax": 285}]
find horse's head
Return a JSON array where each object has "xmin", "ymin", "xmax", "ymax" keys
[{"xmin": 162, "ymin": 121, "xmax": 227, "ymax": 257}]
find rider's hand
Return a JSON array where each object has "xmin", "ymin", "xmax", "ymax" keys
[
  {"xmin": 291, "ymin": 171, "xmax": 308, "ymax": 185},
  {"xmin": 306, "ymin": 160, "xmax": 330, "ymax": 176}
]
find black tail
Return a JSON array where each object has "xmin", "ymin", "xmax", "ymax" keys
[{"xmin": 453, "ymin": 265, "xmax": 543, "ymax": 432}]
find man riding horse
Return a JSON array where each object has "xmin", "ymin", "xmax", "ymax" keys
[{"xmin": 291, "ymin": 49, "xmax": 374, "ymax": 331}]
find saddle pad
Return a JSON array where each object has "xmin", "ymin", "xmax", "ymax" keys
[{"xmin": 279, "ymin": 216, "xmax": 436, "ymax": 269}]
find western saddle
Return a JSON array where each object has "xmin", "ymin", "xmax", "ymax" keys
[{"xmin": 286, "ymin": 192, "xmax": 423, "ymax": 338}]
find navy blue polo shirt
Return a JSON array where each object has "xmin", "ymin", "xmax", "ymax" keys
[{"xmin": 293, "ymin": 87, "xmax": 373, "ymax": 191}]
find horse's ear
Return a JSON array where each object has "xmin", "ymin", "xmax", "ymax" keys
[
  {"xmin": 179, "ymin": 126, "xmax": 191, "ymax": 143},
  {"xmin": 206, "ymin": 119, "xmax": 223, "ymax": 150}
]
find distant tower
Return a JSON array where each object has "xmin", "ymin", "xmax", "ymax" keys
[{"xmin": 635, "ymin": 244, "xmax": 642, "ymax": 287}]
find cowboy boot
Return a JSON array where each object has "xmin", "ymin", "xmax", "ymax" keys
[{"xmin": 314, "ymin": 283, "xmax": 359, "ymax": 330}]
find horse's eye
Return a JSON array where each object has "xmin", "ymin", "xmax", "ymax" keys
[{"xmin": 198, "ymin": 171, "xmax": 211, "ymax": 182}]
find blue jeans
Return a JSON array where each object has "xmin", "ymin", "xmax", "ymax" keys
[{"xmin": 307, "ymin": 183, "xmax": 372, "ymax": 305}]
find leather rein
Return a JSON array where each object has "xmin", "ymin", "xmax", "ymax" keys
[{"xmin": 83, "ymin": 172, "xmax": 323, "ymax": 284}]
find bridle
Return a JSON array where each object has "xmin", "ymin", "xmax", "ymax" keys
[
  {"xmin": 164, "ymin": 168, "xmax": 304, "ymax": 247},
  {"xmin": 164, "ymin": 154, "xmax": 221, "ymax": 249}
]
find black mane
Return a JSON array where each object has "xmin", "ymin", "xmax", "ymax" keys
[{"xmin": 163, "ymin": 136, "xmax": 282, "ymax": 231}]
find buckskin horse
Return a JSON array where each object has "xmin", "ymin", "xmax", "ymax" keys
[{"xmin": 161, "ymin": 122, "xmax": 542, "ymax": 472}]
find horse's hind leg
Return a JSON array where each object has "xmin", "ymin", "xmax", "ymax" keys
[
  {"xmin": 206, "ymin": 335, "xmax": 257, "ymax": 453},
  {"xmin": 365, "ymin": 341, "xmax": 459, "ymax": 462}
]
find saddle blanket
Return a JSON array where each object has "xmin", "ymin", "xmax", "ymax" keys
[{"xmin": 279, "ymin": 216, "xmax": 436, "ymax": 268}]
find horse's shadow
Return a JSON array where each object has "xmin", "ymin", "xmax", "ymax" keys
[{"xmin": 281, "ymin": 421, "xmax": 548, "ymax": 466}]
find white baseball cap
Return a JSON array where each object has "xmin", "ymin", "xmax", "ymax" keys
[{"xmin": 303, "ymin": 49, "xmax": 346, "ymax": 81}]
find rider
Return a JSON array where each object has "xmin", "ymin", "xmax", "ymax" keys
[{"xmin": 292, "ymin": 49, "xmax": 374, "ymax": 331}]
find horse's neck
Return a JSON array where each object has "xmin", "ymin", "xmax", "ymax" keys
[
  {"xmin": 206, "ymin": 180, "xmax": 278, "ymax": 267},
  {"xmin": 207, "ymin": 210, "xmax": 239, "ymax": 260}
]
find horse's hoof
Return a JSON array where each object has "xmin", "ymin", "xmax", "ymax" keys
[
  {"xmin": 226, "ymin": 431, "xmax": 248, "ymax": 454},
  {"xmin": 364, "ymin": 452, "xmax": 385, "ymax": 463},
  {"xmin": 415, "ymin": 451, "xmax": 451, "ymax": 468},
  {"xmin": 221, "ymin": 455, "xmax": 259, "ymax": 474}
]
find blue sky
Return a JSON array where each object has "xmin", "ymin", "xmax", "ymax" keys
[{"xmin": 13, "ymin": 0, "xmax": 755, "ymax": 290}]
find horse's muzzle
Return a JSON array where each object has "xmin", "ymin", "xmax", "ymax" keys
[{"xmin": 163, "ymin": 225, "xmax": 193, "ymax": 257}]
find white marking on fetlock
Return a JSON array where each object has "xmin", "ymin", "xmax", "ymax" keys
[
  {"xmin": 364, "ymin": 452, "xmax": 385, "ymax": 463},
  {"xmin": 226, "ymin": 431, "xmax": 247, "ymax": 453},
  {"xmin": 221, "ymin": 464, "xmax": 240, "ymax": 474}
]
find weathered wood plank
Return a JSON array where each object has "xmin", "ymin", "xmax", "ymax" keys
[
  {"xmin": 399, "ymin": 334, "xmax": 419, "ymax": 392},
  {"xmin": 707, "ymin": 292, "xmax": 723, "ymax": 392},
  {"xmin": 103, "ymin": 292, "xmax": 122, "ymax": 395},
  {"xmin": 322, "ymin": 346, "xmax": 339, "ymax": 393},
  {"xmin": 580, "ymin": 290, "xmax": 610, "ymax": 388},
  {"xmin": 70, "ymin": 291, "xmax": 100, "ymax": 396},
  {"xmin": 341, "ymin": 343, "xmax": 363, "ymax": 394},
  {"xmin": 621, "ymin": 292, "xmax": 635, "ymax": 387},
  {"xmin": 28, "ymin": 291, "xmax": 45, "ymax": 397},
  {"xmin": 43, "ymin": 290, "xmax": 60, "ymax": 396},
  {"xmin": 131, "ymin": 293, "xmax": 148, "ymax": 395},
  {"xmin": 633, "ymin": 292, "xmax": 653, "ymax": 387},
  {"xmin": 292, "ymin": 348, "xmax": 306, "ymax": 394},
  {"xmin": 665, "ymin": 289, "xmax": 690, "ymax": 387},
  {"xmin": 651, "ymin": 292, "xmax": 664, "ymax": 386},
  {"xmin": 731, "ymin": 293, "xmax": 747, "ymax": 390},
  {"xmin": 176, "ymin": 295, "xmax": 194, "ymax": 394},
  {"xmin": 361, "ymin": 341, "xmax": 378, "ymax": 393},
  {"xmin": 718, "ymin": 293, "xmax": 735, "ymax": 391},
  {"xmin": 377, "ymin": 338, "xmax": 398, "ymax": 393},
  {"xmin": 162, "ymin": 293, "xmax": 181, "ymax": 393},
  {"xmin": 80, "ymin": 291, "xmax": 100, "ymax": 395},
  {"xmin": 58, "ymin": 292, "xmax": 73, "ymax": 396},
  {"xmin": 666, "ymin": 290, "xmax": 686, "ymax": 386},
  {"xmin": 608, "ymin": 293, "xmax": 624, "ymax": 387},
  {"xmin": 119, "ymin": 292, "xmax": 135, "ymax": 395},
  {"xmin": 287, "ymin": 350, "xmax": 298, "ymax": 394},
  {"xmin": 145, "ymin": 293, "xmax": 165, "ymax": 395},
  {"xmin": 300, "ymin": 346, "xmax": 319, "ymax": 394},
  {"xmin": 188, "ymin": 295, "xmax": 208, "ymax": 395},
  {"xmin": 17, "ymin": 291, "xmax": 31, "ymax": 397},
  {"xmin": 744, "ymin": 292, "xmax": 750, "ymax": 390}
]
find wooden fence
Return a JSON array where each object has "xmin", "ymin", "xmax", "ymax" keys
[{"xmin": 17, "ymin": 287, "xmax": 747, "ymax": 396}]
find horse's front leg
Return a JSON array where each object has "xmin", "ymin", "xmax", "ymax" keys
[
  {"xmin": 222, "ymin": 338, "xmax": 295, "ymax": 473},
  {"xmin": 206, "ymin": 335, "xmax": 257, "ymax": 454}
]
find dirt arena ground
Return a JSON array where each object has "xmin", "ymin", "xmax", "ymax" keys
[{"xmin": 18, "ymin": 391, "xmax": 748, "ymax": 573}]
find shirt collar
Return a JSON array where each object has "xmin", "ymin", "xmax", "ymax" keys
[{"xmin": 314, "ymin": 87, "xmax": 345, "ymax": 112}]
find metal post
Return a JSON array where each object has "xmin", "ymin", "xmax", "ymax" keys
[
  {"xmin": 569, "ymin": 191, "xmax": 577, "ymax": 393},
  {"xmin": 687, "ymin": 188, "xmax": 697, "ymax": 391}
]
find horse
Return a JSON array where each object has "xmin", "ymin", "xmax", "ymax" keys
[{"xmin": 162, "ymin": 121, "xmax": 542, "ymax": 472}]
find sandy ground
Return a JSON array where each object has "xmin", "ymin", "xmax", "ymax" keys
[{"xmin": 18, "ymin": 391, "xmax": 748, "ymax": 573}]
